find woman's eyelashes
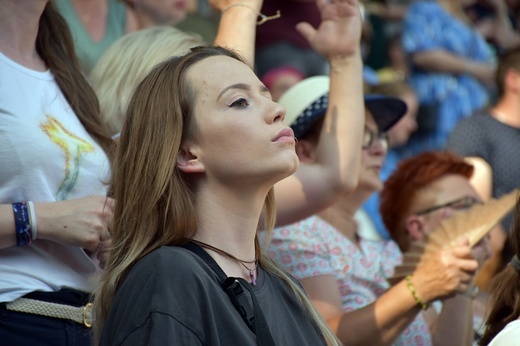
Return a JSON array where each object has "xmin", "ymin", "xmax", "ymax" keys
[{"xmin": 228, "ymin": 98, "xmax": 253, "ymax": 109}]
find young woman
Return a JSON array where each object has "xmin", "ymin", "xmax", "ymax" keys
[
  {"xmin": 93, "ymin": 45, "xmax": 336, "ymax": 346},
  {"xmin": 93, "ymin": 0, "xmax": 362, "ymax": 344}
]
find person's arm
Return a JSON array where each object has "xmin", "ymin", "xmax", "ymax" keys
[
  {"xmin": 465, "ymin": 156, "xmax": 493, "ymax": 202},
  {"xmin": 488, "ymin": 0, "xmax": 520, "ymax": 49},
  {"xmin": 274, "ymin": 0, "xmax": 364, "ymax": 226},
  {"xmin": 0, "ymin": 196, "xmax": 113, "ymax": 252},
  {"xmin": 431, "ymin": 295, "xmax": 474, "ymax": 346},
  {"xmin": 301, "ymin": 274, "xmax": 423, "ymax": 345},
  {"xmin": 210, "ymin": 0, "xmax": 263, "ymax": 65},
  {"xmin": 301, "ymin": 242, "xmax": 478, "ymax": 345},
  {"xmin": 411, "ymin": 50, "xmax": 495, "ymax": 86}
]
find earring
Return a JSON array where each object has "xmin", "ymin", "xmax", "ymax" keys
[{"xmin": 294, "ymin": 137, "xmax": 298, "ymax": 144}]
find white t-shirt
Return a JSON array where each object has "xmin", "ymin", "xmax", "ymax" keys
[
  {"xmin": 0, "ymin": 52, "xmax": 110, "ymax": 302},
  {"xmin": 488, "ymin": 319, "xmax": 520, "ymax": 346}
]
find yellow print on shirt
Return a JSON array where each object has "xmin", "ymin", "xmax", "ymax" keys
[{"xmin": 40, "ymin": 115, "xmax": 95, "ymax": 200}]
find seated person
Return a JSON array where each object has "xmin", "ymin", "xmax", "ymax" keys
[{"xmin": 263, "ymin": 76, "xmax": 480, "ymax": 345}]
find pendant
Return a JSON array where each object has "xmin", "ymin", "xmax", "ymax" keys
[{"xmin": 249, "ymin": 269, "xmax": 256, "ymax": 286}]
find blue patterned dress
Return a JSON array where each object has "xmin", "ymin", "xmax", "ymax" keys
[{"xmin": 399, "ymin": 1, "xmax": 494, "ymax": 157}]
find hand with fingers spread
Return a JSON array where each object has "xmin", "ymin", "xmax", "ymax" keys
[
  {"xmin": 410, "ymin": 238, "xmax": 478, "ymax": 304},
  {"xmin": 36, "ymin": 196, "xmax": 114, "ymax": 254},
  {"xmin": 296, "ymin": 0, "xmax": 362, "ymax": 60}
]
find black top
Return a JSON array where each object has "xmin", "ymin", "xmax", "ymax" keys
[
  {"xmin": 100, "ymin": 246, "xmax": 326, "ymax": 346},
  {"xmin": 447, "ymin": 112, "xmax": 520, "ymax": 232}
]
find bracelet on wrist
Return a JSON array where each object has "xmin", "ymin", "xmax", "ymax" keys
[
  {"xmin": 221, "ymin": 3, "xmax": 281, "ymax": 25},
  {"xmin": 12, "ymin": 202, "xmax": 32, "ymax": 246},
  {"xmin": 405, "ymin": 275, "xmax": 429, "ymax": 310},
  {"xmin": 27, "ymin": 201, "xmax": 37, "ymax": 240}
]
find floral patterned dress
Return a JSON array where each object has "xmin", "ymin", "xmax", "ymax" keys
[{"xmin": 262, "ymin": 215, "xmax": 431, "ymax": 345}]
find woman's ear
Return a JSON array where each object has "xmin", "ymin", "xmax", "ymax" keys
[
  {"xmin": 405, "ymin": 215, "xmax": 426, "ymax": 243},
  {"xmin": 295, "ymin": 139, "xmax": 318, "ymax": 164},
  {"xmin": 177, "ymin": 145, "xmax": 205, "ymax": 174}
]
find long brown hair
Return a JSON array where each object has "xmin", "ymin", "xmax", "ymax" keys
[
  {"xmin": 480, "ymin": 192, "xmax": 520, "ymax": 345},
  {"xmin": 93, "ymin": 45, "xmax": 340, "ymax": 345},
  {"xmin": 37, "ymin": 1, "xmax": 113, "ymax": 157}
]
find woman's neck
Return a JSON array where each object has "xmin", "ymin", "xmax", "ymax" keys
[
  {"xmin": 193, "ymin": 184, "xmax": 267, "ymax": 261},
  {"xmin": 0, "ymin": 0, "xmax": 46, "ymax": 70}
]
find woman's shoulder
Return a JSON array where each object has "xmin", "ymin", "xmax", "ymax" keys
[
  {"xmin": 120, "ymin": 246, "xmax": 217, "ymax": 294},
  {"xmin": 488, "ymin": 319, "xmax": 520, "ymax": 345}
]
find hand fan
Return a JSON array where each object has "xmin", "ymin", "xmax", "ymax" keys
[{"xmin": 387, "ymin": 189, "xmax": 518, "ymax": 285}]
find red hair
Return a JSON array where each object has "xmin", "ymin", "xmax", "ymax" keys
[{"xmin": 380, "ymin": 151, "xmax": 474, "ymax": 252}]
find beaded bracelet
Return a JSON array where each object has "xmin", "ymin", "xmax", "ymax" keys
[
  {"xmin": 405, "ymin": 275, "xmax": 429, "ymax": 310},
  {"xmin": 12, "ymin": 202, "xmax": 32, "ymax": 246}
]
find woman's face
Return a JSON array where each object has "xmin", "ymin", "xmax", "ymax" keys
[
  {"xmin": 358, "ymin": 111, "xmax": 387, "ymax": 192},
  {"xmin": 183, "ymin": 56, "xmax": 299, "ymax": 187}
]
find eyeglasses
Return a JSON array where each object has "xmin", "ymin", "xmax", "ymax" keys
[
  {"xmin": 363, "ymin": 127, "xmax": 389, "ymax": 150},
  {"xmin": 415, "ymin": 196, "xmax": 483, "ymax": 216}
]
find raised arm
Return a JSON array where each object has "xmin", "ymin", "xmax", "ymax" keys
[
  {"xmin": 210, "ymin": 0, "xmax": 264, "ymax": 65},
  {"xmin": 274, "ymin": 0, "xmax": 364, "ymax": 226}
]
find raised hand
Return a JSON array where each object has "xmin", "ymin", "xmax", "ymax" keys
[
  {"xmin": 296, "ymin": 0, "xmax": 362, "ymax": 60},
  {"xmin": 37, "ymin": 196, "xmax": 114, "ymax": 254}
]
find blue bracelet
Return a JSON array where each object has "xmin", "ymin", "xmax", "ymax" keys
[{"xmin": 12, "ymin": 202, "xmax": 32, "ymax": 246}]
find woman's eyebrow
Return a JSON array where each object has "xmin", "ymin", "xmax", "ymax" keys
[{"xmin": 217, "ymin": 83, "xmax": 250, "ymax": 101}]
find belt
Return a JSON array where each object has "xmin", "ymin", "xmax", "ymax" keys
[{"xmin": 6, "ymin": 298, "xmax": 93, "ymax": 328}]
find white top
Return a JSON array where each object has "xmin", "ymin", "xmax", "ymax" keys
[
  {"xmin": 0, "ymin": 52, "xmax": 110, "ymax": 302},
  {"xmin": 488, "ymin": 319, "xmax": 520, "ymax": 346}
]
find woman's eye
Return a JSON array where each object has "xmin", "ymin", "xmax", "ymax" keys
[{"xmin": 229, "ymin": 98, "xmax": 249, "ymax": 109}]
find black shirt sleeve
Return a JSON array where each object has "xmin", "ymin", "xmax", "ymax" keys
[{"xmin": 119, "ymin": 312, "xmax": 203, "ymax": 346}]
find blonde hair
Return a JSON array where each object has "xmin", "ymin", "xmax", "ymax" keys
[
  {"xmin": 93, "ymin": 45, "xmax": 340, "ymax": 346},
  {"xmin": 89, "ymin": 26, "xmax": 204, "ymax": 135}
]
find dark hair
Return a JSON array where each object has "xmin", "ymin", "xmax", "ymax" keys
[
  {"xmin": 496, "ymin": 45, "xmax": 520, "ymax": 98},
  {"xmin": 37, "ymin": 1, "xmax": 113, "ymax": 158},
  {"xmin": 479, "ymin": 192, "xmax": 520, "ymax": 345}
]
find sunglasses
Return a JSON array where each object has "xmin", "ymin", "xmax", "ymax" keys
[
  {"xmin": 363, "ymin": 127, "xmax": 389, "ymax": 150},
  {"xmin": 415, "ymin": 196, "xmax": 483, "ymax": 216}
]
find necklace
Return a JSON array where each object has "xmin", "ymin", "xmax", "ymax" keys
[{"xmin": 191, "ymin": 239, "xmax": 258, "ymax": 285}]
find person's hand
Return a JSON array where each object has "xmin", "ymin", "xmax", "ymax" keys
[
  {"xmin": 410, "ymin": 238, "xmax": 478, "ymax": 304},
  {"xmin": 296, "ymin": 0, "xmax": 362, "ymax": 61},
  {"xmin": 37, "ymin": 196, "xmax": 114, "ymax": 254},
  {"xmin": 468, "ymin": 62, "xmax": 496, "ymax": 86},
  {"xmin": 209, "ymin": 0, "xmax": 262, "ymax": 14}
]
